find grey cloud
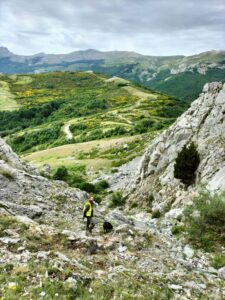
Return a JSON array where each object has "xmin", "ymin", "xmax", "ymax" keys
[
  {"xmin": 0, "ymin": 0, "xmax": 224, "ymax": 55},
  {"xmin": 19, "ymin": 31, "xmax": 50, "ymax": 36}
]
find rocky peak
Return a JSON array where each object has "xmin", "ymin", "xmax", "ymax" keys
[{"xmin": 131, "ymin": 82, "xmax": 225, "ymax": 210}]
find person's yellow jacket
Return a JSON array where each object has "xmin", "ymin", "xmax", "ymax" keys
[{"xmin": 83, "ymin": 200, "xmax": 93, "ymax": 217}]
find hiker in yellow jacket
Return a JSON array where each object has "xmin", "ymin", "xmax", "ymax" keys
[{"xmin": 83, "ymin": 196, "xmax": 95, "ymax": 233}]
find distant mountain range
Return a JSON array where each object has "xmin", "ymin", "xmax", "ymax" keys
[{"xmin": 0, "ymin": 47, "xmax": 225, "ymax": 101}]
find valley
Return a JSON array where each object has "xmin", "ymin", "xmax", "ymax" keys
[
  {"xmin": 0, "ymin": 82, "xmax": 225, "ymax": 299},
  {"xmin": 0, "ymin": 71, "xmax": 188, "ymax": 176}
]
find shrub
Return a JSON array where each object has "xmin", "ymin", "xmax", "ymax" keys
[
  {"xmin": 53, "ymin": 166, "xmax": 68, "ymax": 181},
  {"xmin": 211, "ymin": 254, "xmax": 225, "ymax": 269},
  {"xmin": 112, "ymin": 159, "xmax": 127, "ymax": 167},
  {"xmin": 111, "ymin": 168, "xmax": 119, "ymax": 174},
  {"xmin": 152, "ymin": 210, "xmax": 161, "ymax": 219},
  {"xmin": 110, "ymin": 192, "xmax": 125, "ymax": 207},
  {"xmin": 93, "ymin": 195, "xmax": 103, "ymax": 204},
  {"xmin": 142, "ymin": 232, "xmax": 153, "ymax": 247},
  {"xmin": 94, "ymin": 180, "xmax": 109, "ymax": 193},
  {"xmin": 79, "ymin": 182, "xmax": 96, "ymax": 193},
  {"xmin": 86, "ymin": 129, "xmax": 104, "ymax": 141},
  {"xmin": 130, "ymin": 202, "xmax": 138, "ymax": 209},
  {"xmin": 174, "ymin": 142, "xmax": 200, "ymax": 185},
  {"xmin": 171, "ymin": 225, "xmax": 185, "ymax": 235},
  {"xmin": 104, "ymin": 126, "xmax": 127, "ymax": 137},
  {"xmin": 10, "ymin": 125, "xmax": 61, "ymax": 153},
  {"xmin": 86, "ymin": 99, "xmax": 108, "ymax": 110},
  {"xmin": 134, "ymin": 119, "xmax": 155, "ymax": 133},
  {"xmin": 46, "ymin": 84, "xmax": 55, "ymax": 89},
  {"xmin": 70, "ymin": 123, "xmax": 87, "ymax": 134},
  {"xmin": 68, "ymin": 174, "xmax": 84, "ymax": 186},
  {"xmin": 146, "ymin": 193, "xmax": 154, "ymax": 207},
  {"xmin": 117, "ymin": 82, "xmax": 128, "ymax": 87},
  {"xmin": 184, "ymin": 191, "xmax": 225, "ymax": 251},
  {"xmin": 0, "ymin": 100, "xmax": 64, "ymax": 134}
]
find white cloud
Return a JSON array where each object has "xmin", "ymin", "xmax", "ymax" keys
[{"xmin": 0, "ymin": 0, "xmax": 224, "ymax": 55}]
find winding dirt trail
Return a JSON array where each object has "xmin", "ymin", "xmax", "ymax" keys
[{"xmin": 63, "ymin": 124, "xmax": 73, "ymax": 140}]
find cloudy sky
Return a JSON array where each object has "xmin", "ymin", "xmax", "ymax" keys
[{"xmin": 0, "ymin": 0, "xmax": 225, "ymax": 56}]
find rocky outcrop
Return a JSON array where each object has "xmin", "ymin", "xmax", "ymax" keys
[
  {"xmin": 0, "ymin": 138, "xmax": 34, "ymax": 172},
  {"xmin": 93, "ymin": 156, "xmax": 142, "ymax": 191},
  {"xmin": 131, "ymin": 82, "xmax": 225, "ymax": 211},
  {"xmin": 0, "ymin": 137, "xmax": 86, "ymax": 219}
]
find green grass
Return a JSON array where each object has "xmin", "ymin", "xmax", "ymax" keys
[
  {"xmin": 0, "ymin": 259, "xmax": 176, "ymax": 300},
  {"xmin": 0, "ymin": 260, "xmax": 91, "ymax": 300},
  {"xmin": 184, "ymin": 191, "xmax": 225, "ymax": 252},
  {"xmin": 171, "ymin": 225, "xmax": 186, "ymax": 236},
  {"xmin": 0, "ymin": 214, "xmax": 67, "ymax": 253},
  {"xmin": 109, "ymin": 191, "xmax": 125, "ymax": 207},
  {"xmin": 23, "ymin": 135, "xmax": 142, "ymax": 173},
  {"xmin": 0, "ymin": 80, "xmax": 21, "ymax": 111},
  {"xmin": 211, "ymin": 254, "xmax": 225, "ymax": 269},
  {"xmin": 0, "ymin": 215, "xmax": 28, "ymax": 237}
]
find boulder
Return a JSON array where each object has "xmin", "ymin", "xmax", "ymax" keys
[
  {"xmin": 165, "ymin": 208, "xmax": 183, "ymax": 220},
  {"xmin": 0, "ymin": 237, "xmax": 20, "ymax": 245},
  {"xmin": 218, "ymin": 266, "xmax": 225, "ymax": 280}
]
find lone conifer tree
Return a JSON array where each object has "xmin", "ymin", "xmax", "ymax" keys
[{"xmin": 174, "ymin": 142, "xmax": 200, "ymax": 185}]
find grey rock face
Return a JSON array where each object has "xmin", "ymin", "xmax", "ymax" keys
[
  {"xmin": 40, "ymin": 164, "xmax": 51, "ymax": 177},
  {"xmin": 0, "ymin": 137, "xmax": 86, "ymax": 220},
  {"xmin": 218, "ymin": 267, "xmax": 225, "ymax": 280},
  {"xmin": 93, "ymin": 156, "xmax": 142, "ymax": 192},
  {"xmin": 207, "ymin": 166, "xmax": 225, "ymax": 191},
  {"xmin": 131, "ymin": 82, "xmax": 225, "ymax": 209},
  {"xmin": 0, "ymin": 138, "xmax": 38, "ymax": 175}
]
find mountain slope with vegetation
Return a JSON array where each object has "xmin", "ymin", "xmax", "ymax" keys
[
  {"xmin": 0, "ymin": 71, "xmax": 188, "ymax": 176},
  {"xmin": 0, "ymin": 82, "xmax": 225, "ymax": 299},
  {"xmin": 0, "ymin": 47, "xmax": 224, "ymax": 101}
]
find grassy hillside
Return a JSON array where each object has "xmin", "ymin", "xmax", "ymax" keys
[
  {"xmin": 0, "ymin": 79, "xmax": 21, "ymax": 111},
  {"xmin": 0, "ymin": 71, "xmax": 188, "ymax": 173}
]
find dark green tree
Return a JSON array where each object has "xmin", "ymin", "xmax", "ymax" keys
[{"xmin": 174, "ymin": 142, "xmax": 200, "ymax": 185}]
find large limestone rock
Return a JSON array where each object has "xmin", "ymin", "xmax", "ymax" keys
[
  {"xmin": 131, "ymin": 82, "xmax": 225, "ymax": 210},
  {"xmin": 0, "ymin": 137, "xmax": 86, "ymax": 219},
  {"xmin": 0, "ymin": 137, "xmax": 33, "ymax": 172}
]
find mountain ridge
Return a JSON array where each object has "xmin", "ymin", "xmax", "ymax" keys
[
  {"xmin": 1, "ymin": 47, "xmax": 224, "ymax": 101},
  {"xmin": 2, "ymin": 46, "xmax": 225, "ymax": 59}
]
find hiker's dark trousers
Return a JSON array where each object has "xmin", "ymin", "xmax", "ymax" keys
[{"xmin": 86, "ymin": 217, "xmax": 94, "ymax": 233}]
